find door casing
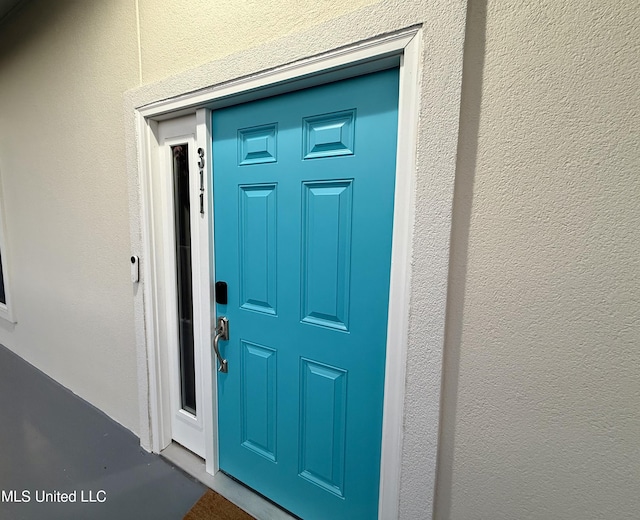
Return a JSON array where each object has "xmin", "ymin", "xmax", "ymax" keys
[{"xmin": 136, "ymin": 29, "xmax": 421, "ymax": 520}]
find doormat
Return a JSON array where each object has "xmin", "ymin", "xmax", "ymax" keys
[{"xmin": 183, "ymin": 489, "xmax": 255, "ymax": 520}]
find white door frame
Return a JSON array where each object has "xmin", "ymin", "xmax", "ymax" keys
[
  {"xmin": 135, "ymin": 28, "xmax": 421, "ymax": 519},
  {"xmin": 155, "ymin": 115, "xmax": 209, "ymax": 458}
]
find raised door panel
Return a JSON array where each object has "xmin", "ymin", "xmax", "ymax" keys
[
  {"xmin": 238, "ymin": 185, "xmax": 277, "ymax": 315},
  {"xmin": 301, "ymin": 181, "xmax": 353, "ymax": 331}
]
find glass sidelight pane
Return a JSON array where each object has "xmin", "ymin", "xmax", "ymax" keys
[{"xmin": 172, "ymin": 144, "xmax": 196, "ymax": 415}]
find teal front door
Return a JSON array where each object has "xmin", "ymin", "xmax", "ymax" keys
[{"xmin": 212, "ymin": 68, "xmax": 399, "ymax": 520}]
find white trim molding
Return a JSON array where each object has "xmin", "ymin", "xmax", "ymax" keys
[{"xmin": 125, "ymin": 2, "xmax": 467, "ymax": 517}]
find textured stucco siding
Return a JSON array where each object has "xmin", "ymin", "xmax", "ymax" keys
[
  {"xmin": 436, "ymin": 1, "xmax": 640, "ymax": 519},
  {"xmin": 0, "ymin": 0, "xmax": 140, "ymax": 431},
  {"xmin": 0, "ymin": 0, "xmax": 637, "ymax": 518},
  {"xmin": 137, "ymin": 0, "xmax": 378, "ymax": 84}
]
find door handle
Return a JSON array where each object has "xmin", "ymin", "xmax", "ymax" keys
[{"xmin": 213, "ymin": 316, "xmax": 229, "ymax": 373}]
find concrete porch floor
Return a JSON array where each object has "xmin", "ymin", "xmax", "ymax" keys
[{"xmin": 0, "ymin": 344, "xmax": 205, "ymax": 520}]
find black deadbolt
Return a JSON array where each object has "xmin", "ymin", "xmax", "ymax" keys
[{"xmin": 215, "ymin": 281, "xmax": 228, "ymax": 305}]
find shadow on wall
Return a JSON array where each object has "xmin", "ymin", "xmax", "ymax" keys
[
  {"xmin": 434, "ymin": 0, "xmax": 488, "ymax": 519},
  {"xmin": 0, "ymin": 0, "xmax": 76, "ymax": 60}
]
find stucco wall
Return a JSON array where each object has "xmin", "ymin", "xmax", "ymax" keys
[
  {"xmin": 436, "ymin": 1, "xmax": 640, "ymax": 519},
  {"xmin": 137, "ymin": 0, "xmax": 377, "ymax": 84},
  {"xmin": 1, "ymin": 0, "xmax": 637, "ymax": 518},
  {"xmin": 0, "ymin": 1, "xmax": 140, "ymax": 430}
]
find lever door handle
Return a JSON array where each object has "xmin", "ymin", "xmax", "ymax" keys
[{"xmin": 213, "ymin": 316, "xmax": 229, "ymax": 373}]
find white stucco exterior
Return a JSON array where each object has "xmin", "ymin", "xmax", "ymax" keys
[
  {"xmin": 436, "ymin": 2, "xmax": 640, "ymax": 518},
  {"xmin": 0, "ymin": 0, "xmax": 140, "ymax": 430},
  {"xmin": 0, "ymin": 0, "xmax": 637, "ymax": 518}
]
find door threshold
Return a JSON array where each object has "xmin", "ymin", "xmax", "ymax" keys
[{"xmin": 161, "ymin": 442, "xmax": 296, "ymax": 520}]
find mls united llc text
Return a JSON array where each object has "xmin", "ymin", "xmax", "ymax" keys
[{"xmin": 1, "ymin": 489, "xmax": 107, "ymax": 503}]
